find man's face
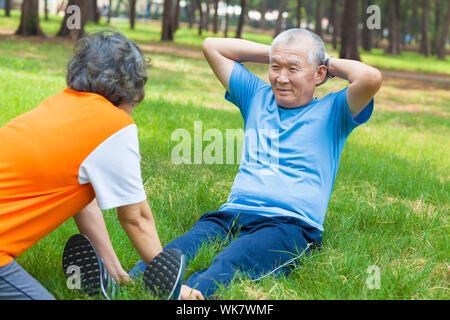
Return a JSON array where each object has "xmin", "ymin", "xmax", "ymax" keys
[{"xmin": 269, "ymin": 42, "xmax": 325, "ymax": 108}]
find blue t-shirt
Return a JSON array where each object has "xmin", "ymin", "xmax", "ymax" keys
[{"xmin": 219, "ymin": 62, "xmax": 374, "ymax": 232}]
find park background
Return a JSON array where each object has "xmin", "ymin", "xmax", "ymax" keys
[{"xmin": 0, "ymin": 0, "xmax": 448, "ymax": 299}]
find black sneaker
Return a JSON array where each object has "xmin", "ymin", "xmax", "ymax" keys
[
  {"xmin": 143, "ymin": 248, "xmax": 185, "ymax": 300},
  {"xmin": 62, "ymin": 234, "xmax": 117, "ymax": 300}
]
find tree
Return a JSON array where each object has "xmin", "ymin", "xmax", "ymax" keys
[
  {"xmin": 361, "ymin": 0, "xmax": 372, "ymax": 51},
  {"xmin": 204, "ymin": 0, "xmax": 211, "ymax": 31},
  {"xmin": 315, "ymin": 0, "xmax": 322, "ymax": 37},
  {"xmin": 85, "ymin": 0, "xmax": 99, "ymax": 23},
  {"xmin": 57, "ymin": 0, "xmax": 87, "ymax": 41},
  {"xmin": 235, "ymin": 0, "xmax": 247, "ymax": 38},
  {"xmin": 44, "ymin": 0, "xmax": 48, "ymax": 21},
  {"xmin": 436, "ymin": 1, "xmax": 450, "ymax": 59},
  {"xmin": 212, "ymin": 0, "xmax": 219, "ymax": 34},
  {"xmin": 161, "ymin": 0, "xmax": 174, "ymax": 41},
  {"xmin": 4, "ymin": 0, "xmax": 11, "ymax": 17},
  {"xmin": 107, "ymin": 0, "xmax": 113, "ymax": 24},
  {"xmin": 274, "ymin": 0, "xmax": 287, "ymax": 37},
  {"xmin": 420, "ymin": 0, "xmax": 431, "ymax": 56},
  {"xmin": 296, "ymin": 0, "xmax": 302, "ymax": 28},
  {"xmin": 385, "ymin": 0, "xmax": 401, "ymax": 55},
  {"xmin": 187, "ymin": 0, "xmax": 195, "ymax": 28},
  {"xmin": 330, "ymin": 0, "xmax": 339, "ymax": 49},
  {"xmin": 260, "ymin": 0, "xmax": 268, "ymax": 29},
  {"xmin": 339, "ymin": 0, "xmax": 360, "ymax": 60},
  {"xmin": 174, "ymin": 0, "xmax": 181, "ymax": 31},
  {"xmin": 224, "ymin": 0, "xmax": 230, "ymax": 37},
  {"xmin": 196, "ymin": 0, "xmax": 204, "ymax": 36},
  {"xmin": 16, "ymin": 0, "xmax": 45, "ymax": 36},
  {"xmin": 130, "ymin": 0, "xmax": 136, "ymax": 29}
]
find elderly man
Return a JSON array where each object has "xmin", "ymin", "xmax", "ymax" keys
[
  {"xmin": 129, "ymin": 28, "xmax": 382, "ymax": 300},
  {"xmin": 0, "ymin": 31, "xmax": 185, "ymax": 300}
]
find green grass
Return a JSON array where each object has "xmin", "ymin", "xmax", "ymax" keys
[
  {"xmin": 0, "ymin": 16, "xmax": 449, "ymax": 300},
  {"xmin": 1, "ymin": 10, "xmax": 450, "ymax": 75}
]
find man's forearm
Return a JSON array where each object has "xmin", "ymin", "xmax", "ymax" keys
[
  {"xmin": 203, "ymin": 37, "xmax": 270, "ymax": 64},
  {"xmin": 327, "ymin": 57, "xmax": 381, "ymax": 87},
  {"xmin": 327, "ymin": 57, "xmax": 382, "ymax": 115}
]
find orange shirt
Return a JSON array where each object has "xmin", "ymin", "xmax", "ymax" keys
[{"xmin": 0, "ymin": 89, "xmax": 145, "ymax": 266}]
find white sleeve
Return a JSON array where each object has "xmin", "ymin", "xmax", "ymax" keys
[{"xmin": 78, "ymin": 124, "xmax": 147, "ymax": 210}]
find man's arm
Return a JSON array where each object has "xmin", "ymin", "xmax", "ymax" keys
[
  {"xmin": 73, "ymin": 199, "xmax": 130, "ymax": 284},
  {"xmin": 117, "ymin": 200, "xmax": 163, "ymax": 265},
  {"xmin": 202, "ymin": 38, "xmax": 270, "ymax": 92},
  {"xmin": 327, "ymin": 57, "xmax": 382, "ymax": 117}
]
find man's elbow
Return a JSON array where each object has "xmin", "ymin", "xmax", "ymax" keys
[
  {"xmin": 202, "ymin": 37, "xmax": 215, "ymax": 55},
  {"xmin": 365, "ymin": 67, "xmax": 383, "ymax": 94}
]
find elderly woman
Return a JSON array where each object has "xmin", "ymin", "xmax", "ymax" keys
[{"xmin": 0, "ymin": 31, "xmax": 184, "ymax": 300}]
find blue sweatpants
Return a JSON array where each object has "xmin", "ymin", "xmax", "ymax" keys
[{"xmin": 129, "ymin": 211, "xmax": 322, "ymax": 298}]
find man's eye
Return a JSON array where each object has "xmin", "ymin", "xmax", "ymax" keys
[
  {"xmin": 290, "ymin": 67, "xmax": 297, "ymax": 71},
  {"xmin": 271, "ymin": 65, "xmax": 279, "ymax": 69}
]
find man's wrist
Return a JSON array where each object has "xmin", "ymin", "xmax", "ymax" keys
[{"xmin": 324, "ymin": 56, "xmax": 336, "ymax": 79}]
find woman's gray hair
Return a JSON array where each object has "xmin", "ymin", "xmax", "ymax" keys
[
  {"xmin": 270, "ymin": 28, "xmax": 326, "ymax": 67},
  {"xmin": 66, "ymin": 31, "xmax": 148, "ymax": 107}
]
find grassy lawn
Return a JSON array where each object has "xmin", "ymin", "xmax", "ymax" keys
[
  {"xmin": 0, "ymin": 14, "xmax": 449, "ymax": 300},
  {"xmin": 1, "ymin": 10, "xmax": 450, "ymax": 75}
]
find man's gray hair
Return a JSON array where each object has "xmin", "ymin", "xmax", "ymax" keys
[
  {"xmin": 270, "ymin": 28, "xmax": 326, "ymax": 67},
  {"xmin": 66, "ymin": 31, "xmax": 148, "ymax": 107}
]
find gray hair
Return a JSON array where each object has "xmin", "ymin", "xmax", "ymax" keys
[
  {"xmin": 270, "ymin": 28, "xmax": 326, "ymax": 67},
  {"xmin": 66, "ymin": 31, "xmax": 148, "ymax": 107}
]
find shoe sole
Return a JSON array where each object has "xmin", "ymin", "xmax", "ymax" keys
[
  {"xmin": 62, "ymin": 234, "xmax": 108, "ymax": 299},
  {"xmin": 143, "ymin": 248, "xmax": 185, "ymax": 300}
]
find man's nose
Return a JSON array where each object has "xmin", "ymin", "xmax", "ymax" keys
[{"xmin": 276, "ymin": 69, "xmax": 289, "ymax": 84}]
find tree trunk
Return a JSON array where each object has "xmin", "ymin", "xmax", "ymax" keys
[
  {"xmin": 196, "ymin": 0, "xmax": 203, "ymax": 36},
  {"xmin": 161, "ymin": 0, "xmax": 174, "ymax": 41},
  {"xmin": 385, "ymin": 0, "xmax": 400, "ymax": 55},
  {"xmin": 408, "ymin": 2, "xmax": 418, "ymax": 44},
  {"xmin": 16, "ymin": 0, "xmax": 45, "ymax": 36},
  {"xmin": 235, "ymin": 0, "xmax": 246, "ymax": 38},
  {"xmin": 420, "ymin": 0, "xmax": 431, "ymax": 56},
  {"xmin": 57, "ymin": 0, "xmax": 87, "ymax": 40},
  {"xmin": 260, "ymin": 0, "xmax": 268, "ymax": 29},
  {"xmin": 274, "ymin": 0, "xmax": 287, "ymax": 37},
  {"xmin": 224, "ymin": 0, "xmax": 229, "ymax": 37},
  {"xmin": 436, "ymin": 1, "xmax": 450, "ymax": 59},
  {"xmin": 114, "ymin": 0, "xmax": 123, "ymax": 16},
  {"xmin": 330, "ymin": 0, "xmax": 338, "ymax": 49},
  {"xmin": 44, "ymin": 0, "xmax": 48, "ymax": 20},
  {"xmin": 361, "ymin": 0, "xmax": 372, "ymax": 51},
  {"xmin": 330, "ymin": 0, "xmax": 341, "ymax": 50},
  {"xmin": 315, "ymin": 0, "xmax": 322, "ymax": 36},
  {"xmin": 174, "ymin": 0, "xmax": 181, "ymax": 31},
  {"xmin": 85, "ymin": 0, "xmax": 98, "ymax": 22},
  {"xmin": 130, "ymin": 0, "xmax": 136, "ymax": 29},
  {"xmin": 339, "ymin": 0, "xmax": 360, "ymax": 60},
  {"xmin": 212, "ymin": 0, "xmax": 219, "ymax": 34},
  {"xmin": 204, "ymin": 0, "xmax": 210, "ymax": 31},
  {"xmin": 296, "ymin": 0, "xmax": 302, "ymax": 28},
  {"xmin": 107, "ymin": 0, "xmax": 113, "ymax": 23},
  {"xmin": 432, "ymin": 0, "xmax": 441, "ymax": 54},
  {"xmin": 187, "ymin": 0, "xmax": 195, "ymax": 28},
  {"xmin": 4, "ymin": 0, "xmax": 11, "ymax": 17}
]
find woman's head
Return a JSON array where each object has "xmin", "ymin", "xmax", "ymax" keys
[{"xmin": 66, "ymin": 31, "xmax": 148, "ymax": 107}]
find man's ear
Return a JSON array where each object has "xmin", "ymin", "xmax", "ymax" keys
[{"xmin": 315, "ymin": 64, "xmax": 328, "ymax": 87}]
